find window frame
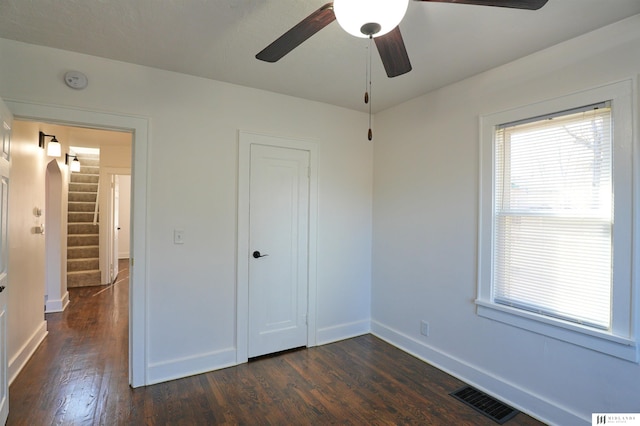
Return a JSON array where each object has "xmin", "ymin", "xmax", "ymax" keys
[{"xmin": 477, "ymin": 80, "xmax": 638, "ymax": 362}]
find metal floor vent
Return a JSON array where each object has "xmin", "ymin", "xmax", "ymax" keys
[{"xmin": 450, "ymin": 385, "xmax": 519, "ymax": 424}]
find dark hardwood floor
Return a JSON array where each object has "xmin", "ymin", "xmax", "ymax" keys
[{"xmin": 8, "ymin": 261, "xmax": 545, "ymax": 425}]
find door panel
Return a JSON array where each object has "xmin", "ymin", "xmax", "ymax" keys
[
  {"xmin": 248, "ymin": 144, "xmax": 309, "ymax": 358},
  {"xmin": 112, "ymin": 175, "xmax": 119, "ymax": 281},
  {"xmin": 0, "ymin": 99, "xmax": 12, "ymax": 424},
  {"xmin": 105, "ymin": 174, "xmax": 120, "ymax": 283}
]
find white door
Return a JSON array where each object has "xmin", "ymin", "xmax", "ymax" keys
[
  {"xmin": 248, "ymin": 144, "xmax": 309, "ymax": 358},
  {"xmin": 0, "ymin": 98, "xmax": 13, "ymax": 424},
  {"xmin": 106, "ymin": 174, "xmax": 120, "ymax": 283},
  {"xmin": 117, "ymin": 175, "xmax": 131, "ymax": 259},
  {"xmin": 112, "ymin": 175, "xmax": 120, "ymax": 281}
]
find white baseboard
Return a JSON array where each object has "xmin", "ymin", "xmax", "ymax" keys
[
  {"xmin": 316, "ymin": 319, "xmax": 370, "ymax": 346},
  {"xmin": 371, "ymin": 320, "xmax": 586, "ymax": 426},
  {"xmin": 147, "ymin": 346, "xmax": 236, "ymax": 385},
  {"xmin": 45, "ymin": 291, "xmax": 69, "ymax": 313},
  {"xmin": 8, "ymin": 321, "xmax": 48, "ymax": 385},
  {"xmin": 146, "ymin": 317, "xmax": 370, "ymax": 385}
]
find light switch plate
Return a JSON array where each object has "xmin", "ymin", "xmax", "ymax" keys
[
  {"xmin": 174, "ymin": 229, "xmax": 184, "ymax": 244},
  {"xmin": 420, "ymin": 320, "xmax": 429, "ymax": 337}
]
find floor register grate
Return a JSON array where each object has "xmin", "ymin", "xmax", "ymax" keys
[{"xmin": 450, "ymin": 385, "xmax": 519, "ymax": 424}]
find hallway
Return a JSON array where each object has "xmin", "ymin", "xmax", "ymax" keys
[{"xmin": 9, "ymin": 260, "xmax": 130, "ymax": 424}]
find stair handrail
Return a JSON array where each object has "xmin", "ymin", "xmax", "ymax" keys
[{"xmin": 93, "ymin": 174, "xmax": 100, "ymax": 226}]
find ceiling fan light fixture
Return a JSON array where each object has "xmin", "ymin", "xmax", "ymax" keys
[{"xmin": 334, "ymin": 0, "xmax": 409, "ymax": 38}]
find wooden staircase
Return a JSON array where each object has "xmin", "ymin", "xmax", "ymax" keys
[{"xmin": 67, "ymin": 153, "xmax": 102, "ymax": 287}]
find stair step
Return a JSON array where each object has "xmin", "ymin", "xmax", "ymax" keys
[
  {"xmin": 68, "ymin": 191, "xmax": 97, "ymax": 202},
  {"xmin": 68, "ymin": 212, "xmax": 98, "ymax": 223},
  {"xmin": 78, "ymin": 164, "xmax": 100, "ymax": 174},
  {"xmin": 68, "ymin": 234, "xmax": 99, "ymax": 246},
  {"xmin": 70, "ymin": 173, "xmax": 99, "ymax": 184},
  {"xmin": 69, "ymin": 182, "xmax": 98, "ymax": 192},
  {"xmin": 67, "ymin": 270, "xmax": 102, "ymax": 288},
  {"xmin": 68, "ymin": 257, "xmax": 100, "ymax": 271},
  {"xmin": 76, "ymin": 157, "xmax": 100, "ymax": 168},
  {"xmin": 67, "ymin": 245, "xmax": 99, "ymax": 259},
  {"xmin": 68, "ymin": 201, "xmax": 97, "ymax": 212},
  {"xmin": 68, "ymin": 223, "xmax": 99, "ymax": 234}
]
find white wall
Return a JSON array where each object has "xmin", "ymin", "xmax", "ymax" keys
[
  {"xmin": 7, "ymin": 121, "xmax": 63, "ymax": 382},
  {"xmin": 372, "ymin": 15, "xmax": 640, "ymax": 425},
  {"xmin": 44, "ymin": 156, "xmax": 68, "ymax": 314},
  {"xmin": 2, "ymin": 9, "xmax": 638, "ymax": 425},
  {"xmin": 100, "ymin": 144, "xmax": 131, "ymax": 169},
  {"xmin": 0, "ymin": 38, "xmax": 373, "ymax": 384}
]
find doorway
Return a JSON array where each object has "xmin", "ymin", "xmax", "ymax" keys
[
  {"xmin": 101, "ymin": 169, "xmax": 132, "ymax": 285},
  {"xmin": 6, "ymin": 100, "xmax": 148, "ymax": 387},
  {"xmin": 236, "ymin": 131, "xmax": 319, "ymax": 363}
]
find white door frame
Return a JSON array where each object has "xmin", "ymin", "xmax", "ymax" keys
[
  {"xmin": 6, "ymin": 100, "xmax": 149, "ymax": 387},
  {"xmin": 236, "ymin": 131, "xmax": 318, "ymax": 364}
]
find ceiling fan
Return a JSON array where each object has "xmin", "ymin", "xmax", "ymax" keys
[{"xmin": 256, "ymin": 0, "xmax": 549, "ymax": 78}]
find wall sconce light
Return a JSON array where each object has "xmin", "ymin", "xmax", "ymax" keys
[
  {"xmin": 39, "ymin": 131, "xmax": 62, "ymax": 157},
  {"xmin": 65, "ymin": 153, "xmax": 81, "ymax": 172}
]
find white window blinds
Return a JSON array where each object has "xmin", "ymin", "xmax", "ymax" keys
[{"xmin": 493, "ymin": 102, "xmax": 612, "ymax": 330}]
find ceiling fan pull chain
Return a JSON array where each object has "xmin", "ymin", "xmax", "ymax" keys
[
  {"xmin": 364, "ymin": 41, "xmax": 369, "ymax": 104},
  {"xmin": 368, "ymin": 36, "xmax": 373, "ymax": 141}
]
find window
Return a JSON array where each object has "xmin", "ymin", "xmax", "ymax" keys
[
  {"xmin": 494, "ymin": 103, "xmax": 612, "ymax": 329},
  {"xmin": 477, "ymin": 81, "xmax": 637, "ymax": 361}
]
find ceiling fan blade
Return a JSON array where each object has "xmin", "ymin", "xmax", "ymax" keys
[
  {"xmin": 374, "ymin": 27, "xmax": 412, "ymax": 78},
  {"xmin": 414, "ymin": 0, "xmax": 548, "ymax": 10},
  {"xmin": 256, "ymin": 3, "xmax": 336, "ymax": 63}
]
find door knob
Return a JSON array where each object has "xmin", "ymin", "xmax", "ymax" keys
[{"xmin": 252, "ymin": 251, "xmax": 269, "ymax": 259}]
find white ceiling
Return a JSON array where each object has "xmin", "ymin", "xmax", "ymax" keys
[{"xmin": 1, "ymin": 0, "xmax": 639, "ymax": 113}]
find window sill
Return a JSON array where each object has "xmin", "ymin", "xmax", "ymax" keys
[{"xmin": 476, "ymin": 299, "xmax": 638, "ymax": 362}]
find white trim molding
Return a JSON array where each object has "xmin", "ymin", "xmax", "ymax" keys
[
  {"xmin": 316, "ymin": 319, "xmax": 371, "ymax": 346},
  {"xmin": 44, "ymin": 290, "xmax": 69, "ymax": 313},
  {"xmin": 8, "ymin": 321, "xmax": 47, "ymax": 386},
  {"xmin": 371, "ymin": 320, "xmax": 584, "ymax": 426},
  {"xmin": 147, "ymin": 347, "xmax": 236, "ymax": 385}
]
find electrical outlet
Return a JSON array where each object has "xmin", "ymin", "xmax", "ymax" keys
[
  {"xmin": 173, "ymin": 229, "xmax": 185, "ymax": 244},
  {"xmin": 420, "ymin": 320, "xmax": 429, "ymax": 337}
]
